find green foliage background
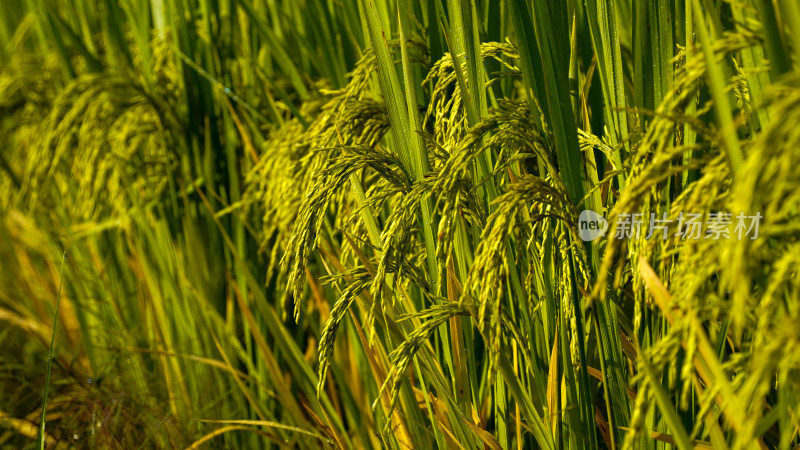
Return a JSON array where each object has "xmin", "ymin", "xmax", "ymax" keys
[{"xmin": 1, "ymin": 0, "xmax": 800, "ymax": 448}]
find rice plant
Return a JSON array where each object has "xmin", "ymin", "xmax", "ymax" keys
[{"xmin": 1, "ymin": 0, "xmax": 800, "ymax": 448}]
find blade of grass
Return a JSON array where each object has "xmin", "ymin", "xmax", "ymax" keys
[
  {"xmin": 398, "ymin": 9, "xmax": 438, "ymax": 295},
  {"xmin": 583, "ymin": 0, "xmax": 630, "ymax": 153},
  {"xmin": 692, "ymin": 0, "xmax": 744, "ymax": 176},
  {"xmin": 361, "ymin": 0, "xmax": 414, "ymax": 176},
  {"xmin": 37, "ymin": 250, "xmax": 66, "ymax": 450},
  {"xmin": 754, "ymin": 0, "xmax": 791, "ymax": 79},
  {"xmin": 638, "ymin": 355, "xmax": 693, "ymax": 450}
]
